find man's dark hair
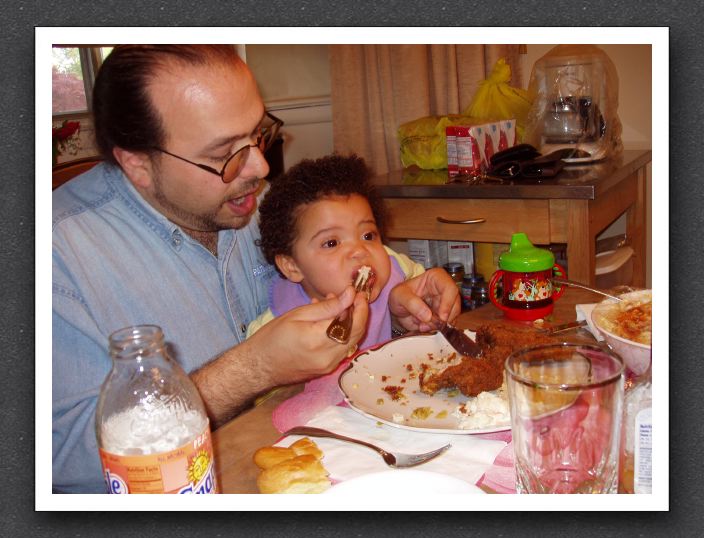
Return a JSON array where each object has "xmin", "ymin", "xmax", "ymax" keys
[
  {"xmin": 258, "ymin": 154, "xmax": 386, "ymax": 269},
  {"xmin": 92, "ymin": 45, "xmax": 242, "ymax": 166}
]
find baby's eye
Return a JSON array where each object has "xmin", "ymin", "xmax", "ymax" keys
[
  {"xmin": 322, "ymin": 239, "xmax": 339, "ymax": 248},
  {"xmin": 362, "ymin": 231, "xmax": 378, "ymax": 241}
]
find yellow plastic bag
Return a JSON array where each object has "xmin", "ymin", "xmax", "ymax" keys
[
  {"xmin": 463, "ymin": 58, "xmax": 532, "ymax": 142},
  {"xmin": 397, "ymin": 114, "xmax": 483, "ymax": 169}
]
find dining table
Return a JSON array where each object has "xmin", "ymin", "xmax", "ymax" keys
[{"xmin": 212, "ymin": 286, "xmax": 607, "ymax": 494}]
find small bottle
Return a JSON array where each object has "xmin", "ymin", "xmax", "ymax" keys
[
  {"xmin": 95, "ymin": 325, "xmax": 218, "ymax": 494},
  {"xmin": 618, "ymin": 361, "xmax": 652, "ymax": 494}
]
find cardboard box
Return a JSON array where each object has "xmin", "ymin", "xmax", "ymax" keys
[
  {"xmin": 407, "ymin": 240, "xmax": 447, "ymax": 269},
  {"xmin": 446, "ymin": 241, "xmax": 474, "ymax": 275}
]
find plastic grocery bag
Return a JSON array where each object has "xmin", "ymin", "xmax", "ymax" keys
[
  {"xmin": 397, "ymin": 114, "xmax": 484, "ymax": 169},
  {"xmin": 463, "ymin": 58, "xmax": 532, "ymax": 143}
]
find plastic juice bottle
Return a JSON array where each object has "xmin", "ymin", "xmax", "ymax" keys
[
  {"xmin": 618, "ymin": 361, "xmax": 652, "ymax": 494},
  {"xmin": 95, "ymin": 325, "xmax": 218, "ymax": 494}
]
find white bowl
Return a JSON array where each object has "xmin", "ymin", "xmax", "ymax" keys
[{"xmin": 591, "ymin": 289, "xmax": 652, "ymax": 376}]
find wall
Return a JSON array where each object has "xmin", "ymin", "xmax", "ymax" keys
[{"xmin": 244, "ymin": 45, "xmax": 333, "ymax": 171}]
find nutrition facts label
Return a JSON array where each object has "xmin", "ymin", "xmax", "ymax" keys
[{"xmin": 634, "ymin": 407, "xmax": 652, "ymax": 494}]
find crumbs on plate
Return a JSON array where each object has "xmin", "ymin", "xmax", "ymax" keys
[
  {"xmin": 410, "ymin": 407, "xmax": 433, "ymax": 420},
  {"xmin": 382, "ymin": 385, "xmax": 406, "ymax": 401}
]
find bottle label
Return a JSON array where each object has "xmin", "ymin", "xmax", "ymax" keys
[
  {"xmin": 99, "ymin": 425, "xmax": 218, "ymax": 494},
  {"xmin": 633, "ymin": 407, "xmax": 652, "ymax": 494}
]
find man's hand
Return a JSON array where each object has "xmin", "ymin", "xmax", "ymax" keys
[
  {"xmin": 192, "ymin": 285, "xmax": 370, "ymax": 427},
  {"xmin": 256, "ymin": 285, "xmax": 370, "ymax": 385},
  {"xmin": 388, "ymin": 267, "xmax": 461, "ymax": 332}
]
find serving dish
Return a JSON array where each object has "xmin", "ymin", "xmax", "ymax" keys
[{"xmin": 591, "ymin": 289, "xmax": 652, "ymax": 376}]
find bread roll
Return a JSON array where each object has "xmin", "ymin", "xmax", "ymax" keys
[
  {"xmin": 253, "ymin": 437, "xmax": 330, "ymax": 494},
  {"xmin": 256, "ymin": 454, "xmax": 330, "ymax": 494},
  {"xmin": 254, "ymin": 437, "xmax": 323, "ymax": 470}
]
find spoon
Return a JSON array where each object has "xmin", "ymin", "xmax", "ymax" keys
[{"xmin": 552, "ymin": 277, "xmax": 624, "ymax": 302}]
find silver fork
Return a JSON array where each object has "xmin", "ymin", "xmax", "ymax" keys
[
  {"xmin": 326, "ymin": 269, "xmax": 375, "ymax": 344},
  {"xmin": 284, "ymin": 426, "xmax": 451, "ymax": 468}
]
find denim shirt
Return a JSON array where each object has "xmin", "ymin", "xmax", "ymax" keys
[{"xmin": 52, "ymin": 163, "xmax": 276, "ymax": 493}]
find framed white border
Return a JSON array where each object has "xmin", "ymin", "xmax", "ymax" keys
[{"xmin": 37, "ymin": 26, "xmax": 668, "ymax": 511}]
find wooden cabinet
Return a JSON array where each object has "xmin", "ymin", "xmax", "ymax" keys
[{"xmin": 373, "ymin": 150, "xmax": 651, "ymax": 287}]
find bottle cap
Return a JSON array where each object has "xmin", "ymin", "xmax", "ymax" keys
[{"xmin": 498, "ymin": 233, "xmax": 555, "ymax": 272}]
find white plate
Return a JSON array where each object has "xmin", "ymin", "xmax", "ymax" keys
[
  {"xmin": 325, "ymin": 470, "xmax": 484, "ymax": 495},
  {"xmin": 338, "ymin": 331, "xmax": 511, "ymax": 435}
]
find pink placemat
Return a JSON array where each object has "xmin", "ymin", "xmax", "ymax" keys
[
  {"xmin": 476, "ymin": 441, "xmax": 517, "ymax": 494},
  {"xmin": 272, "ymin": 359, "xmax": 351, "ymax": 434}
]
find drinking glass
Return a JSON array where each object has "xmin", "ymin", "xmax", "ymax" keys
[{"xmin": 505, "ymin": 343, "xmax": 624, "ymax": 494}]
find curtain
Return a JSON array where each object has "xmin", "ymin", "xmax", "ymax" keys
[{"xmin": 329, "ymin": 44, "xmax": 525, "ymax": 175}]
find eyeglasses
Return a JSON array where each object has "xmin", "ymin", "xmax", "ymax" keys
[{"xmin": 151, "ymin": 111, "xmax": 283, "ymax": 184}]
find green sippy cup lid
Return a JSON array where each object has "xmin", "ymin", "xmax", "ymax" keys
[{"xmin": 499, "ymin": 233, "xmax": 555, "ymax": 272}]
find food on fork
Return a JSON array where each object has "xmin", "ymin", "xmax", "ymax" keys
[
  {"xmin": 419, "ymin": 324, "xmax": 555, "ymax": 397},
  {"xmin": 353, "ymin": 265, "xmax": 376, "ymax": 299},
  {"xmin": 254, "ymin": 437, "xmax": 331, "ymax": 494}
]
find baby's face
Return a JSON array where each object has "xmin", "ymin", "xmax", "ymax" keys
[{"xmin": 281, "ymin": 194, "xmax": 391, "ymax": 302}]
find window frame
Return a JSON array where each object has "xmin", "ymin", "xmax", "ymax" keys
[{"xmin": 52, "ymin": 46, "xmax": 106, "ymax": 120}]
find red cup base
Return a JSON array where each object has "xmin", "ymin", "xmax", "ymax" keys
[{"xmin": 502, "ymin": 303, "xmax": 554, "ymax": 321}]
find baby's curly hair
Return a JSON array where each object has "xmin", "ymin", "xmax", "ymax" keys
[{"xmin": 258, "ymin": 153, "xmax": 386, "ymax": 269}]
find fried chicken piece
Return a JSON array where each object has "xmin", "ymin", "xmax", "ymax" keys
[
  {"xmin": 419, "ymin": 355, "xmax": 504, "ymax": 397},
  {"xmin": 419, "ymin": 324, "xmax": 555, "ymax": 398}
]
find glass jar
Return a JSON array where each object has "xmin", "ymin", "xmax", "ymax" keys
[
  {"xmin": 443, "ymin": 262, "xmax": 464, "ymax": 289},
  {"xmin": 95, "ymin": 325, "xmax": 218, "ymax": 494},
  {"xmin": 471, "ymin": 278, "xmax": 490, "ymax": 308}
]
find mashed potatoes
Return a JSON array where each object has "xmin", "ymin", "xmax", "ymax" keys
[{"xmin": 451, "ymin": 384, "xmax": 510, "ymax": 430}]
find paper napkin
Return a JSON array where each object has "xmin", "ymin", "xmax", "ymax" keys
[
  {"xmin": 278, "ymin": 405, "xmax": 506, "ymax": 486},
  {"xmin": 576, "ymin": 303, "xmax": 604, "ymax": 341}
]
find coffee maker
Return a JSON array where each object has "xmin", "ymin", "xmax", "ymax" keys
[{"xmin": 525, "ymin": 45, "xmax": 622, "ymax": 164}]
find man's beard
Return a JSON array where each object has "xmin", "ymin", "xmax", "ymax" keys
[
  {"xmin": 151, "ymin": 170, "xmax": 258, "ymax": 232},
  {"xmin": 153, "ymin": 185, "xmax": 221, "ymax": 231}
]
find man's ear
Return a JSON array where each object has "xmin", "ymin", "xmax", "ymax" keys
[
  {"xmin": 275, "ymin": 254, "xmax": 304, "ymax": 283},
  {"xmin": 112, "ymin": 147, "xmax": 153, "ymax": 189}
]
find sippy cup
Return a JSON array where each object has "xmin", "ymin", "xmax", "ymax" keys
[{"xmin": 488, "ymin": 233, "xmax": 567, "ymax": 321}]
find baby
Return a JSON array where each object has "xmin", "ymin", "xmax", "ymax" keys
[{"xmin": 248, "ymin": 153, "xmax": 423, "ymax": 348}]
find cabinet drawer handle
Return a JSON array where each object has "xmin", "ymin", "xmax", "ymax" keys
[{"xmin": 436, "ymin": 216, "xmax": 486, "ymax": 224}]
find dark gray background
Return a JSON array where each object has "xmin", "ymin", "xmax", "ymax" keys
[{"xmin": 1, "ymin": 0, "xmax": 696, "ymax": 535}]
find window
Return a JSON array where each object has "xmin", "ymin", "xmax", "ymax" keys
[{"xmin": 52, "ymin": 46, "xmax": 113, "ymax": 117}]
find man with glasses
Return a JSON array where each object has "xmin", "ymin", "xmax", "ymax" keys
[{"xmin": 52, "ymin": 45, "xmax": 460, "ymax": 493}]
